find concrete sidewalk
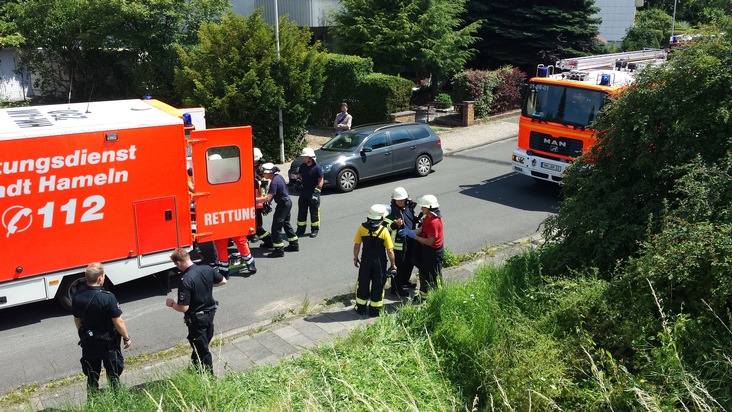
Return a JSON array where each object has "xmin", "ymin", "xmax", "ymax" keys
[{"xmin": 5, "ymin": 112, "xmax": 522, "ymax": 412}]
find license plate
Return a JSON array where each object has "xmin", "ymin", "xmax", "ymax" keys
[{"xmin": 540, "ymin": 162, "xmax": 562, "ymax": 172}]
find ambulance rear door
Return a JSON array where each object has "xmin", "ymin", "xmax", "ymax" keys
[{"xmin": 189, "ymin": 126, "xmax": 256, "ymax": 242}]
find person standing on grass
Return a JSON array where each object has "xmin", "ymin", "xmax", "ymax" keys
[
  {"xmin": 73, "ymin": 262, "xmax": 132, "ymax": 396},
  {"xmin": 399, "ymin": 195, "xmax": 444, "ymax": 301},
  {"xmin": 166, "ymin": 248, "xmax": 226, "ymax": 374}
]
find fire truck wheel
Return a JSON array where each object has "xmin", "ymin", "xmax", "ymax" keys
[
  {"xmin": 56, "ymin": 274, "xmax": 85, "ymax": 312},
  {"xmin": 414, "ymin": 155, "xmax": 432, "ymax": 177}
]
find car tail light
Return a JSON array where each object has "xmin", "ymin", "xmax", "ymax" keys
[{"xmin": 437, "ymin": 137, "xmax": 442, "ymax": 146}]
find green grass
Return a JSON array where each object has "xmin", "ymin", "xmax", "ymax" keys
[{"xmin": 9, "ymin": 249, "xmax": 729, "ymax": 411}]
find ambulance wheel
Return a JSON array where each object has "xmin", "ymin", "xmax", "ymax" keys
[
  {"xmin": 336, "ymin": 168, "xmax": 358, "ymax": 192},
  {"xmin": 56, "ymin": 274, "xmax": 86, "ymax": 312}
]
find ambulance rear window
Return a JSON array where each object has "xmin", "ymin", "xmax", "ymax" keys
[{"xmin": 206, "ymin": 146, "xmax": 241, "ymax": 184}]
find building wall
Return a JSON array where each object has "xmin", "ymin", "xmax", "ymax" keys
[
  {"xmin": 594, "ymin": 0, "xmax": 641, "ymax": 44},
  {"xmin": 0, "ymin": 48, "xmax": 34, "ymax": 102},
  {"xmin": 231, "ymin": 0, "xmax": 341, "ymax": 28}
]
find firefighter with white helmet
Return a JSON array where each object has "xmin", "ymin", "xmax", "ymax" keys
[
  {"xmin": 252, "ymin": 147, "xmax": 274, "ymax": 248},
  {"xmin": 399, "ymin": 194, "xmax": 444, "ymax": 300},
  {"xmin": 295, "ymin": 147, "xmax": 324, "ymax": 238},
  {"xmin": 353, "ymin": 204, "xmax": 397, "ymax": 317},
  {"xmin": 256, "ymin": 163, "xmax": 299, "ymax": 257},
  {"xmin": 384, "ymin": 187, "xmax": 418, "ymax": 297}
]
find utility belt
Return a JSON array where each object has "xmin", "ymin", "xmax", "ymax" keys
[
  {"xmin": 184, "ymin": 302, "xmax": 218, "ymax": 326},
  {"xmin": 78, "ymin": 328, "xmax": 119, "ymax": 347}
]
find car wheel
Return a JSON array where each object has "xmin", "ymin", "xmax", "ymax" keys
[
  {"xmin": 414, "ymin": 155, "xmax": 432, "ymax": 177},
  {"xmin": 336, "ymin": 168, "xmax": 358, "ymax": 192}
]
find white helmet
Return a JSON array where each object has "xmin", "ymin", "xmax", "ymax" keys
[
  {"xmin": 391, "ymin": 187, "xmax": 408, "ymax": 200},
  {"xmin": 367, "ymin": 204, "xmax": 387, "ymax": 220},
  {"xmin": 261, "ymin": 162, "xmax": 276, "ymax": 174},
  {"xmin": 300, "ymin": 147, "xmax": 316, "ymax": 158},
  {"xmin": 208, "ymin": 153, "xmax": 222, "ymax": 160},
  {"xmin": 253, "ymin": 147, "xmax": 263, "ymax": 161},
  {"xmin": 417, "ymin": 194, "xmax": 439, "ymax": 209}
]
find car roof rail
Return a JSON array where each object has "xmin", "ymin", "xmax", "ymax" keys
[{"xmin": 352, "ymin": 122, "xmax": 396, "ymax": 130}]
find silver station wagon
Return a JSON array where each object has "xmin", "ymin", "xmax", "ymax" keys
[{"xmin": 289, "ymin": 122, "xmax": 443, "ymax": 192}]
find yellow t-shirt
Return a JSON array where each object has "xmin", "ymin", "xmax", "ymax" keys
[{"xmin": 353, "ymin": 224, "xmax": 394, "ymax": 249}]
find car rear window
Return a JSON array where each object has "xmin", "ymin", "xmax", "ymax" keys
[
  {"xmin": 405, "ymin": 125, "xmax": 432, "ymax": 140},
  {"xmin": 389, "ymin": 128, "xmax": 413, "ymax": 145}
]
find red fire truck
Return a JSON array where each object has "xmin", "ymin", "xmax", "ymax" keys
[
  {"xmin": 511, "ymin": 49, "xmax": 667, "ymax": 184},
  {"xmin": 0, "ymin": 98, "xmax": 256, "ymax": 310}
]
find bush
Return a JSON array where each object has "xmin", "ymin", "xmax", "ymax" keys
[
  {"xmin": 309, "ymin": 53, "xmax": 373, "ymax": 127},
  {"xmin": 433, "ymin": 93, "xmax": 452, "ymax": 107},
  {"xmin": 451, "ymin": 66, "xmax": 525, "ymax": 119},
  {"xmin": 490, "ymin": 67, "xmax": 526, "ymax": 114},
  {"xmin": 353, "ymin": 73, "xmax": 412, "ymax": 124}
]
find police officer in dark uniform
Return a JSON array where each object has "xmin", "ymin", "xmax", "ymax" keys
[
  {"xmin": 256, "ymin": 163, "xmax": 299, "ymax": 257},
  {"xmin": 166, "ymin": 248, "xmax": 226, "ymax": 374},
  {"xmin": 353, "ymin": 204, "xmax": 397, "ymax": 317},
  {"xmin": 72, "ymin": 262, "xmax": 132, "ymax": 396}
]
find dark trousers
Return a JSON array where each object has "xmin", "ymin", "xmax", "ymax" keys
[
  {"xmin": 271, "ymin": 199, "xmax": 297, "ymax": 248},
  {"xmin": 80, "ymin": 345, "xmax": 124, "ymax": 394},
  {"xmin": 418, "ymin": 245, "xmax": 444, "ymax": 296},
  {"xmin": 255, "ymin": 209, "xmax": 266, "ymax": 236},
  {"xmin": 186, "ymin": 312, "xmax": 215, "ymax": 374},
  {"xmin": 393, "ymin": 248, "xmax": 415, "ymax": 289},
  {"xmin": 356, "ymin": 257, "xmax": 386, "ymax": 308},
  {"xmin": 297, "ymin": 193, "xmax": 320, "ymax": 230}
]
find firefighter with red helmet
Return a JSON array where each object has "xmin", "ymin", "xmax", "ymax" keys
[{"xmin": 353, "ymin": 204, "xmax": 397, "ymax": 317}]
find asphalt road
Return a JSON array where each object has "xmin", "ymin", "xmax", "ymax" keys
[{"xmin": 0, "ymin": 137, "xmax": 561, "ymax": 396}]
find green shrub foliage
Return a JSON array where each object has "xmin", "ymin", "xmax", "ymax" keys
[
  {"xmin": 354, "ymin": 74, "xmax": 413, "ymax": 125},
  {"xmin": 310, "ymin": 54, "xmax": 373, "ymax": 127}
]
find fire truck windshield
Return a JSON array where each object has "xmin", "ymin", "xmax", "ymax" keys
[{"xmin": 523, "ymin": 82, "xmax": 608, "ymax": 128}]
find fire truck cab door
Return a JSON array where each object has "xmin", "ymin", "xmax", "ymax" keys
[{"xmin": 190, "ymin": 126, "xmax": 255, "ymax": 242}]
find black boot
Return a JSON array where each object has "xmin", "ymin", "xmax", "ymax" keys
[
  {"xmin": 246, "ymin": 262, "xmax": 257, "ymax": 275},
  {"xmin": 267, "ymin": 248, "xmax": 285, "ymax": 258},
  {"xmin": 295, "ymin": 227, "xmax": 306, "ymax": 237},
  {"xmin": 284, "ymin": 242, "xmax": 299, "ymax": 252},
  {"xmin": 260, "ymin": 237, "xmax": 274, "ymax": 249}
]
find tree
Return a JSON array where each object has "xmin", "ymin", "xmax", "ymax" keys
[
  {"xmin": 8, "ymin": 0, "xmax": 228, "ymax": 103},
  {"xmin": 621, "ymin": 9, "xmax": 673, "ymax": 50},
  {"xmin": 330, "ymin": 0, "xmax": 480, "ymax": 86},
  {"xmin": 644, "ymin": 0, "xmax": 731, "ymax": 26},
  {"xmin": 175, "ymin": 10, "xmax": 326, "ymax": 160},
  {"xmin": 465, "ymin": 0, "xmax": 603, "ymax": 71},
  {"xmin": 543, "ymin": 34, "xmax": 732, "ymax": 274}
]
